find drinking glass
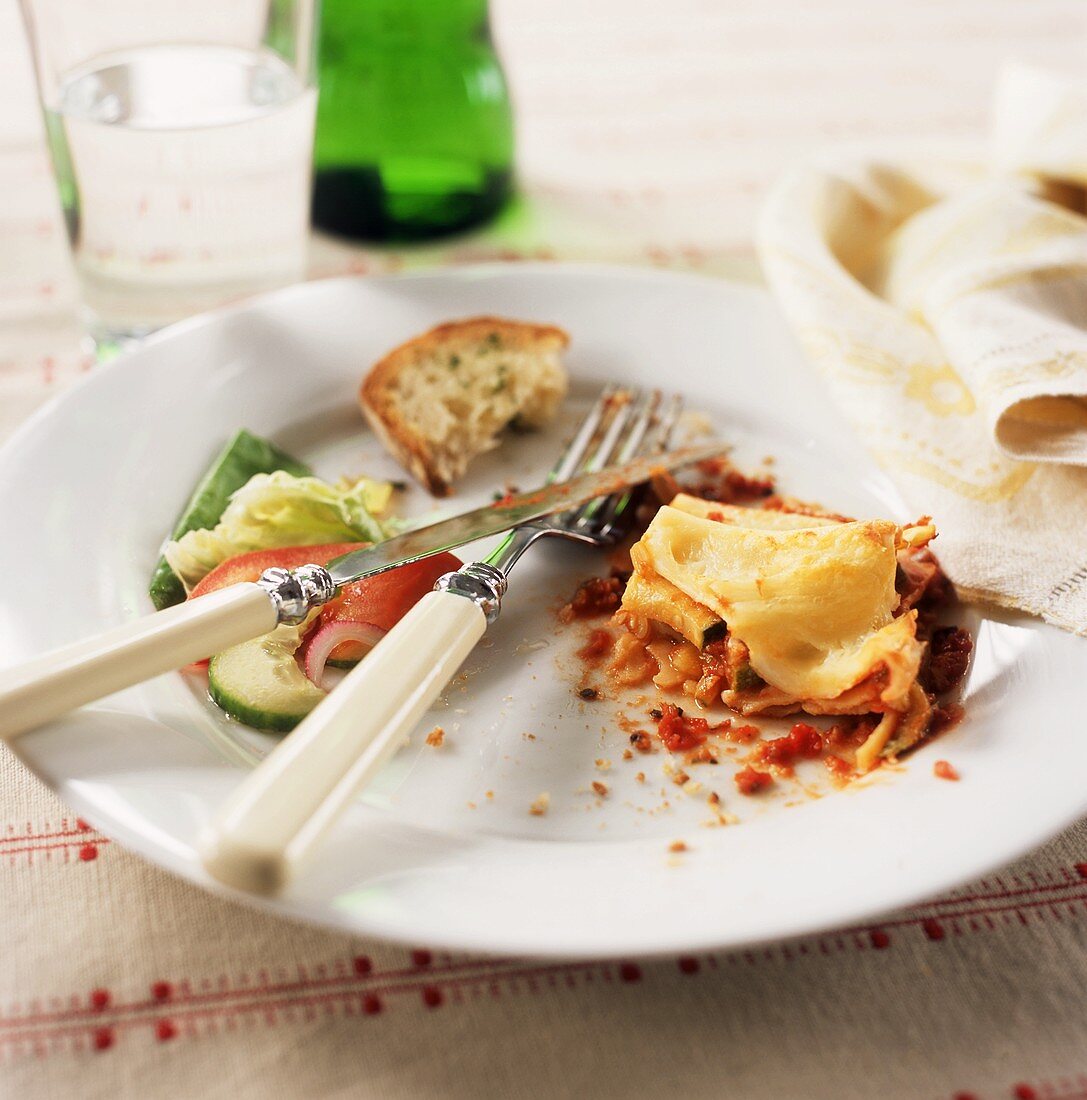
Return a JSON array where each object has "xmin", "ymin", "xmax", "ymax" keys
[{"xmin": 19, "ymin": 0, "xmax": 318, "ymax": 346}]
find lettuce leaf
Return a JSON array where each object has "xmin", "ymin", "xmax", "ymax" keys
[{"xmin": 164, "ymin": 471, "xmax": 395, "ymax": 593}]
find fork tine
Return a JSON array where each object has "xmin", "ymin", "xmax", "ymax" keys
[
  {"xmin": 580, "ymin": 388, "xmax": 640, "ymax": 474},
  {"xmin": 558, "ymin": 389, "xmax": 637, "ymax": 524},
  {"xmin": 548, "ymin": 389, "xmax": 635, "ymax": 528},
  {"xmin": 583, "ymin": 391, "xmax": 682, "ymax": 535},
  {"xmin": 609, "ymin": 389, "xmax": 660, "ymax": 465},
  {"xmin": 547, "ymin": 385, "xmax": 619, "ymax": 484},
  {"xmin": 481, "ymin": 387, "xmax": 699, "ymax": 576},
  {"xmin": 579, "ymin": 390, "xmax": 659, "ymax": 504},
  {"xmin": 651, "ymin": 393, "xmax": 684, "ymax": 450},
  {"xmin": 571, "ymin": 389, "xmax": 657, "ymax": 528}
]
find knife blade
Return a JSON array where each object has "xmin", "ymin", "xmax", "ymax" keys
[{"xmin": 325, "ymin": 440, "xmax": 725, "ymax": 586}]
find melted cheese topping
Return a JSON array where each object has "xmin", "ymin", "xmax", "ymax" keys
[
  {"xmin": 624, "ymin": 500, "xmax": 924, "ymax": 709},
  {"xmin": 669, "ymin": 495, "xmax": 841, "ymax": 529}
]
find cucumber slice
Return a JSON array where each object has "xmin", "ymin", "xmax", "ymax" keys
[
  {"xmin": 208, "ymin": 626, "xmax": 326, "ymax": 733},
  {"xmin": 149, "ymin": 429, "xmax": 311, "ymax": 610}
]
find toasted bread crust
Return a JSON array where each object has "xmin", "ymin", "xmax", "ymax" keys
[{"xmin": 359, "ymin": 317, "xmax": 570, "ymax": 496}]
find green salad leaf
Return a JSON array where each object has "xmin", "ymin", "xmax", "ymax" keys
[
  {"xmin": 164, "ymin": 471, "xmax": 396, "ymax": 594},
  {"xmin": 149, "ymin": 429, "xmax": 311, "ymax": 610}
]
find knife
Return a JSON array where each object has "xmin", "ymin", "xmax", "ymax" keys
[{"xmin": 0, "ymin": 440, "xmax": 723, "ymax": 741}]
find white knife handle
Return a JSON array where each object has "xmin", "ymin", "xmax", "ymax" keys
[
  {"xmin": 200, "ymin": 588, "xmax": 488, "ymax": 896},
  {"xmin": 0, "ymin": 584, "xmax": 278, "ymax": 741}
]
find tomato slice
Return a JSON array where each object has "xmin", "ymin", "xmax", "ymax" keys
[
  {"xmin": 317, "ymin": 551, "xmax": 462, "ymax": 661},
  {"xmin": 188, "ymin": 542, "xmax": 371, "ymax": 599},
  {"xmin": 187, "ymin": 542, "xmax": 461, "ymax": 665}
]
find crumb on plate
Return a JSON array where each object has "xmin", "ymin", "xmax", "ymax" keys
[
  {"xmin": 592, "ymin": 781, "xmax": 609, "ymax": 798},
  {"xmin": 934, "ymin": 760, "xmax": 960, "ymax": 781},
  {"xmin": 629, "ymin": 730, "xmax": 653, "ymax": 754},
  {"xmin": 686, "ymin": 744, "xmax": 719, "ymax": 766},
  {"xmin": 425, "ymin": 726, "xmax": 445, "ymax": 747},
  {"xmin": 529, "ymin": 792, "xmax": 550, "ymax": 816}
]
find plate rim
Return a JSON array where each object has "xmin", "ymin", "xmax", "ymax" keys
[{"xmin": 2, "ymin": 262, "xmax": 1084, "ymax": 960}]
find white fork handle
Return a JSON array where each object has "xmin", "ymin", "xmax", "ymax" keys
[
  {"xmin": 0, "ymin": 584, "xmax": 278, "ymax": 742},
  {"xmin": 200, "ymin": 589, "xmax": 487, "ymax": 896}
]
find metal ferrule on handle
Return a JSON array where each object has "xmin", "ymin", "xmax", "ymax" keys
[
  {"xmin": 434, "ymin": 561, "xmax": 507, "ymax": 621},
  {"xmin": 255, "ymin": 563, "xmax": 338, "ymax": 625},
  {"xmin": 199, "ymin": 563, "xmax": 506, "ymax": 896}
]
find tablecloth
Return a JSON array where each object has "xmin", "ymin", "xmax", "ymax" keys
[{"xmin": 3, "ymin": 1, "xmax": 1087, "ymax": 1097}]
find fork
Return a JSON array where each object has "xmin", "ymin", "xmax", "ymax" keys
[{"xmin": 200, "ymin": 387, "xmax": 683, "ymax": 895}]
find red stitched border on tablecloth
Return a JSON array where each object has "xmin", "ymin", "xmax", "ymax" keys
[
  {"xmin": 0, "ymin": 819, "xmax": 108, "ymax": 866},
  {"xmin": 1, "ymin": 874, "xmax": 1086, "ymax": 1054},
  {"xmin": 1, "ymin": 949, "xmax": 1086, "ymax": 1100},
  {"xmin": 0, "ymin": 958, "xmax": 621, "ymax": 1055},
  {"xmin": 3, "ymin": 814, "xmax": 1086, "ymax": 1062},
  {"xmin": 943, "ymin": 1080, "xmax": 1087, "ymax": 1100},
  {"xmin": 1, "ymin": 827, "xmax": 98, "ymax": 845},
  {"xmin": 0, "ymin": 837, "xmax": 108, "ymax": 859}
]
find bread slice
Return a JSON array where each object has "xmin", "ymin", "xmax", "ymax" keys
[{"xmin": 360, "ymin": 317, "xmax": 569, "ymax": 496}]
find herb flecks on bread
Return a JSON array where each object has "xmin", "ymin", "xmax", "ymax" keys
[{"xmin": 360, "ymin": 317, "xmax": 569, "ymax": 496}]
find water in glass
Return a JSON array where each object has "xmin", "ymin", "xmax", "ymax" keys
[{"xmin": 45, "ymin": 44, "xmax": 316, "ymax": 339}]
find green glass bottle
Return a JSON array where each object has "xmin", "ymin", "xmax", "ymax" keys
[{"xmin": 312, "ymin": 0, "xmax": 515, "ymax": 242}]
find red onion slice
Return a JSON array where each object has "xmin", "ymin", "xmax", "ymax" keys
[{"xmin": 301, "ymin": 621, "xmax": 386, "ymax": 691}]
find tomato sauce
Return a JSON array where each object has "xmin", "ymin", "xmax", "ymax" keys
[
  {"xmin": 930, "ymin": 703, "xmax": 965, "ymax": 735},
  {"xmin": 559, "ymin": 576, "xmax": 624, "ymax": 623},
  {"xmin": 725, "ymin": 723, "xmax": 761, "ymax": 743},
  {"xmin": 825, "ymin": 718, "xmax": 877, "ymax": 748},
  {"xmin": 823, "ymin": 754, "xmax": 853, "ymax": 780},
  {"xmin": 655, "ymin": 704, "xmax": 711, "ymax": 752},
  {"xmin": 577, "ymin": 628, "xmax": 614, "ymax": 662},
  {"xmin": 734, "ymin": 766, "xmax": 774, "ymax": 794},
  {"xmin": 753, "ymin": 722, "xmax": 824, "ymax": 767},
  {"xmin": 922, "ymin": 627, "xmax": 973, "ymax": 693},
  {"xmin": 689, "ymin": 458, "xmax": 775, "ymax": 504}
]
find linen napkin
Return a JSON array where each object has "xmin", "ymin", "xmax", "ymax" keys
[{"xmin": 758, "ymin": 63, "xmax": 1087, "ymax": 635}]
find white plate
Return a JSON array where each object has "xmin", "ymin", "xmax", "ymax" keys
[{"xmin": 1, "ymin": 265, "xmax": 1083, "ymax": 959}]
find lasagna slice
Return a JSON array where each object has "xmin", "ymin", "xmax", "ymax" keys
[{"xmin": 618, "ymin": 494, "xmax": 940, "ymax": 770}]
